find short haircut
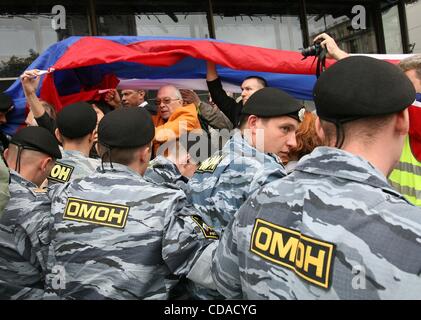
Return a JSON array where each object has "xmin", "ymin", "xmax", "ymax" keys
[
  {"xmin": 97, "ymin": 143, "xmax": 147, "ymax": 166},
  {"xmin": 238, "ymin": 114, "xmax": 249, "ymax": 129},
  {"xmin": 320, "ymin": 113, "xmax": 395, "ymax": 147},
  {"xmin": 399, "ymin": 54, "xmax": 421, "ymax": 81},
  {"xmin": 7, "ymin": 143, "xmax": 55, "ymax": 168},
  {"xmin": 243, "ymin": 76, "xmax": 268, "ymax": 88}
]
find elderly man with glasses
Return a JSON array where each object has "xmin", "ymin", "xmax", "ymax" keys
[{"xmin": 152, "ymin": 85, "xmax": 202, "ymax": 157}]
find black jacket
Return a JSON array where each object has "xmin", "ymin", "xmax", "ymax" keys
[
  {"xmin": 206, "ymin": 77, "xmax": 242, "ymax": 126},
  {"xmin": 143, "ymin": 102, "xmax": 157, "ymax": 116}
]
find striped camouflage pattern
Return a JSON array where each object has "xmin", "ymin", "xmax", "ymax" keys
[
  {"xmin": 212, "ymin": 147, "xmax": 421, "ymax": 299},
  {"xmin": 0, "ymin": 215, "xmax": 51, "ymax": 299},
  {"xmin": 144, "ymin": 155, "xmax": 188, "ymax": 190},
  {"xmin": 0, "ymin": 171, "xmax": 51, "ymax": 228},
  {"xmin": 45, "ymin": 163, "xmax": 217, "ymax": 300},
  {"xmin": 48, "ymin": 150, "xmax": 100, "ymax": 185},
  {"xmin": 0, "ymin": 156, "xmax": 10, "ymax": 216},
  {"xmin": 0, "ymin": 171, "xmax": 53, "ymax": 299},
  {"xmin": 187, "ymin": 131, "xmax": 286, "ymax": 233}
]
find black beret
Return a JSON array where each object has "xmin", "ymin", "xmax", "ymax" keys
[
  {"xmin": 57, "ymin": 102, "xmax": 97, "ymax": 139},
  {"xmin": 242, "ymin": 87, "xmax": 302, "ymax": 119},
  {"xmin": 313, "ymin": 56, "xmax": 416, "ymax": 122},
  {"xmin": 98, "ymin": 107, "xmax": 155, "ymax": 148},
  {"xmin": 0, "ymin": 93, "xmax": 13, "ymax": 113},
  {"xmin": 10, "ymin": 126, "xmax": 61, "ymax": 159}
]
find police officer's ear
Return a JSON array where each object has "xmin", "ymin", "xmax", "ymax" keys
[
  {"xmin": 54, "ymin": 128, "xmax": 63, "ymax": 144},
  {"xmin": 314, "ymin": 117, "xmax": 325, "ymax": 143},
  {"xmin": 88, "ymin": 129, "xmax": 97, "ymax": 144},
  {"xmin": 40, "ymin": 156, "xmax": 54, "ymax": 174},
  {"xmin": 3, "ymin": 146, "xmax": 15, "ymax": 168},
  {"xmin": 138, "ymin": 144, "xmax": 152, "ymax": 164},
  {"xmin": 246, "ymin": 115, "xmax": 258, "ymax": 131},
  {"xmin": 394, "ymin": 108, "xmax": 410, "ymax": 137},
  {"xmin": 3, "ymin": 148, "xmax": 9, "ymax": 163}
]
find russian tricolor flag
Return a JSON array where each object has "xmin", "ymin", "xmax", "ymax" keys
[{"xmin": 2, "ymin": 35, "xmax": 416, "ymax": 142}]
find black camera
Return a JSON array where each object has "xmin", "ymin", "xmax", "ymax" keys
[{"xmin": 300, "ymin": 41, "xmax": 323, "ymax": 58}]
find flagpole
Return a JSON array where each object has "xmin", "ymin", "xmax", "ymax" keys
[{"xmin": 206, "ymin": 0, "xmax": 216, "ymax": 39}]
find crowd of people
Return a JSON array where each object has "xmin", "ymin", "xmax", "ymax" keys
[{"xmin": 0, "ymin": 33, "xmax": 421, "ymax": 300}]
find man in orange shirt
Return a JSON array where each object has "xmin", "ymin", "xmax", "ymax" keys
[{"xmin": 153, "ymin": 85, "xmax": 202, "ymax": 156}]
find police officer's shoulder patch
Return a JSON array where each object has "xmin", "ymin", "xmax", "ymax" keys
[
  {"xmin": 250, "ymin": 218, "xmax": 335, "ymax": 289},
  {"xmin": 48, "ymin": 162, "xmax": 74, "ymax": 183},
  {"xmin": 196, "ymin": 155, "xmax": 224, "ymax": 173},
  {"xmin": 191, "ymin": 215, "xmax": 219, "ymax": 240},
  {"xmin": 63, "ymin": 197, "xmax": 130, "ymax": 229}
]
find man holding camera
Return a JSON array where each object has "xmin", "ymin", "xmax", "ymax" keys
[{"xmin": 312, "ymin": 33, "xmax": 349, "ymax": 60}]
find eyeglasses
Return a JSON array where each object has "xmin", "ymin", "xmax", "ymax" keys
[{"xmin": 155, "ymin": 97, "xmax": 180, "ymax": 106}]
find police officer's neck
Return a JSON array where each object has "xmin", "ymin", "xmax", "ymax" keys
[
  {"xmin": 126, "ymin": 160, "xmax": 148, "ymax": 177},
  {"xmin": 62, "ymin": 140, "xmax": 92, "ymax": 157},
  {"xmin": 342, "ymin": 141, "xmax": 398, "ymax": 178},
  {"xmin": 13, "ymin": 166, "xmax": 46, "ymax": 187}
]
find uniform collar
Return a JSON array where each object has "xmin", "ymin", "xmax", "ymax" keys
[
  {"xmin": 62, "ymin": 149, "xmax": 89, "ymax": 159},
  {"xmin": 295, "ymin": 147, "xmax": 403, "ymax": 197},
  {"xmin": 97, "ymin": 162, "xmax": 143, "ymax": 179},
  {"xmin": 10, "ymin": 170, "xmax": 39, "ymax": 189},
  {"xmin": 224, "ymin": 131, "xmax": 284, "ymax": 166},
  {"xmin": 150, "ymin": 155, "xmax": 182, "ymax": 175},
  {"xmin": 148, "ymin": 155, "xmax": 187, "ymax": 183}
]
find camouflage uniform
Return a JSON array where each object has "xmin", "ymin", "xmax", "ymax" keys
[
  {"xmin": 185, "ymin": 131, "xmax": 286, "ymax": 299},
  {"xmin": 0, "ymin": 206, "xmax": 52, "ymax": 299},
  {"xmin": 45, "ymin": 163, "xmax": 217, "ymax": 300},
  {"xmin": 187, "ymin": 131, "xmax": 286, "ymax": 234},
  {"xmin": 48, "ymin": 150, "xmax": 100, "ymax": 185},
  {"xmin": 0, "ymin": 170, "xmax": 53, "ymax": 299},
  {"xmin": 0, "ymin": 170, "xmax": 51, "ymax": 227},
  {"xmin": 212, "ymin": 147, "xmax": 421, "ymax": 299},
  {"xmin": 144, "ymin": 155, "xmax": 188, "ymax": 190},
  {"xmin": 0, "ymin": 156, "xmax": 9, "ymax": 217}
]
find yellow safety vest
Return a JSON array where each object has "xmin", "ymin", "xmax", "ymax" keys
[{"xmin": 389, "ymin": 135, "xmax": 421, "ymax": 206}]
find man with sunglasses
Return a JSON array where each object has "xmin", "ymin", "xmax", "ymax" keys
[{"xmin": 152, "ymin": 85, "xmax": 202, "ymax": 157}]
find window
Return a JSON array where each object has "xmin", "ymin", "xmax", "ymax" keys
[
  {"xmin": 0, "ymin": 13, "xmax": 89, "ymax": 78},
  {"xmin": 214, "ymin": 14, "xmax": 303, "ymax": 50},
  {"xmin": 0, "ymin": 16, "xmax": 56, "ymax": 77},
  {"xmin": 405, "ymin": 0, "xmax": 421, "ymax": 54},
  {"xmin": 382, "ymin": 5, "xmax": 403, "ymax": 53},
  {"xmin": 307, "ymin": 13, "xmax": 377, "ymax": 54},
  {"xmin": 136, "ymin": 13, "xmax": 209, "ymax": 38},
  {"xmin": 98, "ymin": 15, "xmax": 137, "ymax": 36}
]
